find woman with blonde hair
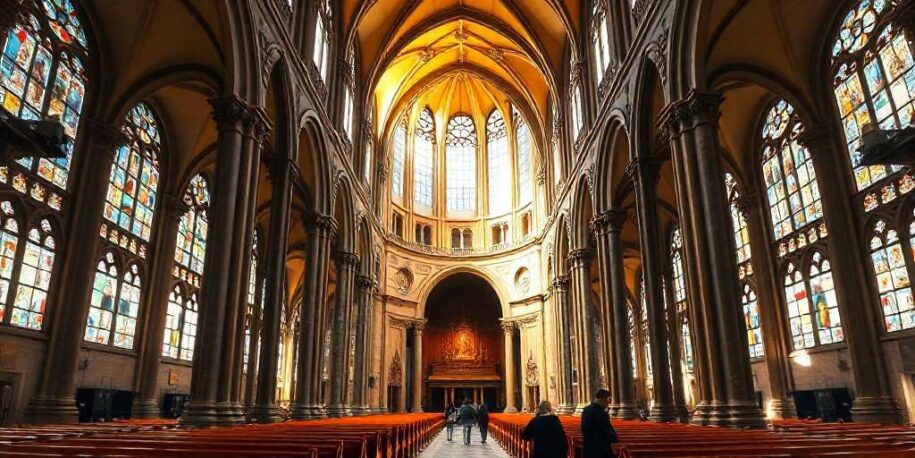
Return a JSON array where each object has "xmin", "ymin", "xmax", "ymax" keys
[{"xmin": 521, "ymin": 400, "xmax": 568, "ymax": 457}]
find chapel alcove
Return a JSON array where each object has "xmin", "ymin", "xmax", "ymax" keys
[{"xmin": 423, "ymin": 273, "xmax": 504, "ymax": 412}]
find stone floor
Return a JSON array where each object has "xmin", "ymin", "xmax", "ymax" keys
[{"xmin": 420, "ymin": 424, "xmax": 510, "ymax": 457}]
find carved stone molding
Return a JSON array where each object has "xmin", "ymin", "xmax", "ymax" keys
[
  {"xmin": 796, "ymin": 123, "xmax": 836, "ymax": 154},
  {"xmin": 209, "ymin": 96, "xmax": 251, "ymax": 131},
  {"xmin": 525, "ymin": 352, "xmax": 540, "ymax": 387},
  {"xmin": 162, "ymin": 194, "xmax": 190, "ymax": 221},
  {"xmin": 356, "ymin": 274, "xmax": 374, "ymax": 293},
  {"xmin": 551, "ymin": 275, "xmax": 570, "ymax": 292},
  {"xmin": 84, "ymin": 119, "xmax": 127, "ymax": 153},
  {"xmin": 387, "ymin": 351, "xmax": 403, "ymax": 386},
  {"xmin": 624, "ymin": 157, "xmax": 663, "ymax": 186},
  {"xmin": 667, "ymin": 90, "xmax": 722, "ymax": 132},
  {"xmin": 306, "ymin": 212, "xmax": 335, "ymax": 234},
  {"xmin": 591, "ymin": 209, "xmax": 628, "ymax": 234},
  {"xmin": 336, "ymin": 251, "xmax": 360, "ymax": 269},
  {"xmin": 500, "ymin": 321, "xmax": 516, "ymax": 333},
  {"xmin": 568, "ymin": 247, "xmax": 593, "ymax": 265}
]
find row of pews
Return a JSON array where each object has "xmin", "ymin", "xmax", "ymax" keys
[
  {"xmin": 0, "ymin": 414, "xmax": 443, "ymax": 457},
  {"xmin": 489, "ymin": 413, "xmax": 915, "ymax": 457}
]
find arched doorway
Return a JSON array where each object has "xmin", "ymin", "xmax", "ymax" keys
[{"xmin": 423, "ymin": 273, "xmax": 504, "ymax": 412}]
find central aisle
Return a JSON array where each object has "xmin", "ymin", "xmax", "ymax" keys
[{"xmin": 420, "ymin": 425, "xmax": 511, "ymax": 458}]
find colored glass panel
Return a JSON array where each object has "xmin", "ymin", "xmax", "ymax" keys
[{"xmin": 446, "ymin": 114, "xmax": 477, "ymax": 213}]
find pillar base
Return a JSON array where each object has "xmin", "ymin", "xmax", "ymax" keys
[
  {"xmin": 409, "ymin": 407, "xmax": 424, "ymax": 413},
  {"xmin": 675, "ymin": 405, "xmax": 691, "ymax": 423},
  {"xmin": 851, "ymin": 396, "xmax": 904, "ymax": 424},
  {"xmin": 572, "ymin": 403, "xmax": 589, "ymax": 416},
  {"xmin": 217, "ymin": 403, "xmax": 248, "ymax": 425},
  {"xmin": 766, "ymin": 397, "xmax": 797, "ymax": 420},
  {"xmin": 26, "ymin": 396, "xmax": 79, "ymax": 424},
  {"xmin": 707, "ymin": 401, "xmax": 766, "ymax": 428},
  {"xmin": 326, "ymin": 404, "xmax": 353, "ymax": 417},
  {"xmin": 648, "ymin": 404, "xmax": 679, "ymax": 423},
  {"xmin": 612, "ymin": 403, "xmax": 641, "ymax": 420},
  {"xmin": 555, "ymin": 404, "xmax": 575, "ymax": 415},
  {"xmin": 247, "ymin": 403, "xmax": 285, "ymax": 423},
  {"xmin": 131, "ymin": 398, "xmax": 162, "ymax": 419},
  {"xmin": 689, "ymin": 402, "xmax": 711, "ymax": 425},
  {"xmin": 352, "ymin": 406, "xmax": 372, "ymax": 416},
  {"xmin": 179, "ymin": 400, "xmax": 222, "ymax": 426},
  {"xmin": 503, "ymin": 406, "xmax": 518, "ymax": 413},
  {"xmin": 288, "ymin": 403, "xmax": 325, "ymax": 420}
]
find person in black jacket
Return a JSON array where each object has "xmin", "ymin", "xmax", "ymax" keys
[
  {"xmin": 458, "ymin": 399, "xmax": 477, "ymax": 445},
  {"xmin": 445, "ymin": 404, "xmax": 456, "ymax": 441},
  {"xmin": 521, "ymin": 400, "xmax": 568, "ymax": 458},
  {"xmin": 477, "ymin": 404, "xmax": 490, "ymax": 444},
  {"xmin": 581, "ymin": 389, "xmax": 618, "ymax": 458}
]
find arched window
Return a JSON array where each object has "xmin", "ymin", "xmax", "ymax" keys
[
  {"xmin": 639, "ymin": 278, "xmax": 652, "ymax": 385},
  {"xmin": 0, "ymin": 203, "xmax": 57, "ymax": 331},
  {"xmin": 446, "ymin": 114, "xmax": 477, "ymax": 213},
  {"xmin": 312, "ymin": 0, "xmax": 331, "ymax": 82},
  {"xmin": 244, "ymin": 230, "xmax": 261, "ymax": 373},
  {"xmin": 571, "ymin": 79, "xmax": 584, "ymax": 141},
  {"xmin": 100, "ymin": 102, "xmax": 160, "ymax": 258},
  {"xmin": 487, "ymin": 109, "xmax": 510, "ymax": 216},
  {"xmin": 831, "ymin": 0, "xmax": 912, "ymax": 192},
  {"xmin": 513, "ymin": 107, "xmax": 532, "ymax": 205},
  {"xmin": 591, "ymin": 0, "xmax": 612, "ymax": 85},
  {"xmin": 391, "ymin": 120, "xmax": 406, "ymax": 198},
  {"xmin": 174, "ymin": 174, "xmax": 209, "ymax": 288},
  {"xmin": 0, "ymin": 0, "xmax": 89, "ymax": 210},
  {"xmin": 872, "ymin": 218, "xmax": 913, "ymax": 332},
  {"xmin": 363, "ymin": 139, "xmax": 373, "ymax": 184},
  {"xmin": 725, "ymin": 173, "xmax": 753, "ymax": 279},
  {"xmin": 761, "ymin": 100, "xmax": 842, "ymax": 351},
  {"xmin": 342, "ymin": 44, "xmax": 355, "ymax": 143},
  {"xmin": 680, "ymin": 317, "xmax": 693, "ymax": 373},
  {"xmin": 84, "ymin": 253, "xmax": 140, "ymax": 349},
  {"xmin": 627, "ymin": 303, "xmax": 636, "ymax": 379},
  {"xmin": 413, "ymin": 108, "xmax": 434, "ymax": 211},
  {"xmin": 670, "ymin": 226, "xmax": 693, "ymax": 371},
  {"xmin": 161, "ymin": 286, "xmax": 199, "ymax": 361},
  {"xmin": 742, "ymin": 283, "xmax": 764, "ymax": 358}
]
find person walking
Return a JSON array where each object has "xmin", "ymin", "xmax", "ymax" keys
[
  {"xmin": 445, "ymin": 404, "xmax": 457, "ymax": 441},
  {"xmin": 458, "ymin": 399, "xmax": 477, "ymax": 445},
  {"xmin": 581, "ymin": 389, "xmax": 619, "ymax": 458},
  {"xmin": 521, "ymin": 400, "xmax": 568, "ymax": 458},
  {"xmin": 477, "ymin": 403, "xmax": 490, "ymax": 444}
]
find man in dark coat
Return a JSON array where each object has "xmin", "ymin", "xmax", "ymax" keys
[
  {"xmin": 521, "ymin": 400, "xmax": 568, "ymax": 458},
  {"xmin": 581, "ymin": 389, "xmax": 618, "ymax": 458},
  {"xmin": 477, "ymin": 404, "xmax": 490, "ymax": 444},
  {"xmin": 458, "ymin": 399, "xmax": 477, "ymax": 445}
]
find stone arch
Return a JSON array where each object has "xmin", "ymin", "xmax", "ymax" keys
[
  {"xmin": 331, "ymin": 173, "xmax": 357, "ymax": 253},
  {"xmin": 299, "ymin": 112, "xmax": 332, "ymax": 214},
  {"xmin": 416, "ymin": 267, "xmax": 511, "ymax": 319},
  {"xmin": 570, "ymin": 174, "xmax": 596, "ymax": 250}
]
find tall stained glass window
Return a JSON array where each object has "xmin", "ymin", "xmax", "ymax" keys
[
  {"xmin": 487, "ymin": 109, "xmax": 510, "ymax": 216},
  {"xmin": 571, "ymin": 81, "xmax": 584, "ymax": 141},
  {"xmin": 831, "ymin": 0, "xmax": 912, "ymax": 192},
  {"xmin": 513, "ymin": 107, "xmax": 532, "ymax": 205},
  {"xmin": 391, "ymin": 121, "xmax": 406, "ymax": 198},
  {"xmin": 591, "ymin": 0, "xmax": 612, "ymax": 85},
  {"xmin": 783, "ymin": 253, "xmax": 844, "ymax": 350},
  {"xmin": 0, "ymin": 0, "xmax": 89, "ymax": 210},
  {"xmin": 174, "ymin": 174, "xmax": 209, "ymax": 288},
  {"xmin": 872, "ymin": 217, "xmax": 914, "ymax": 332},
  {"xmin": 639, "ymin": 278, "xmax": 652, "ymax": 385},
  {"xmin": 413, "ymin": 108, "xmax": 434, "ymax": 210},
  {"xmin": 363, "ymin": 139, "xmax": 373, "ymax": 184},
  {"xmin": 742, "ymin": 283, "xmax": 764, "ymax": 358},
  {"xmin": 0, "ymin": 207, "xmax": 55, "ymax": 331},
  {"xmin": 161, "ymin": 286, "xmax": 199, "ymax": 362},
  {"xmin": 244, "ymin": 230, "xmax": 260, "ymax": 372},
  {"xmin": 312, "ymin": 0, "xmax": 331, "ymax": 82},
  {"xmin": 85, "ymin": 254, "xmax": 140, "ymax": 349},
  {"xmin": 446, "ymin": 114, "xmax": 477, "ymax": 213},
  {"xmin": 725, "ymin": 173, "xmax": 754, "ymax": 279}
]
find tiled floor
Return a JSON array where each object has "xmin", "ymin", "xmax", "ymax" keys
[{"xmin": 420, "ymin": 425, "xmax": 510, "ymax": 457}]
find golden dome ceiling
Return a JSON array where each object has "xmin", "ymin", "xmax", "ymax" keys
[{"xmin": 344, "ymin": 0, "xmax": 582, "ymax": 143}]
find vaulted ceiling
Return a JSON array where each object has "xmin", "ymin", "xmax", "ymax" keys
[{"xmin": 343, "ymin": 0, "xmax": 582, "ymax": 140}]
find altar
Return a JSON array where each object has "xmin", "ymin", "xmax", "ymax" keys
[{"xmin": 424, "ymin": 321, "xmax": 503, "ymax": 410}]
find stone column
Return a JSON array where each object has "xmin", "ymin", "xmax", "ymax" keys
[
  {"xmin": 552, "ymin": 276, "xmax": 575, "ymax": 414},
  {"xmin": 351, "ymin": 274, "xmax": 374, "ymax": 415},
  {"xmin": 26, "ymin": 120, "xmax": 124, "ymax": 423},
  {"xmin": 179, "ymin": 96, "xmax": 255, "ymax": 426},
  {"xmin": 410, "ymin": 322, "xmax": 425, "ymax": 413},
  {"xmin": 249, "ymin": 156, "xmax": 293, "ymax": 423},
  {"xmin": 664, "ymin": 91, "xmax": 765, "ymax": 427},
  {"xmin": 132, "ymin": 195, "xmax": 188, "ymax": 418},
  {"xmin": 603, "ymin": 210, "xmax": 639, "ymax": 419},
  {"xmin": 370, "ymin": 293, "xmax": 386, "ymax": 413},
  {"xmin": 661, "ymin": 262, "xmax": 689, "ymax": 422},
  {"xmin": 569, "ymin": 248, "xmax": 601, "ymax": 412},
  {"xmin": 736, "ymin": 193, "xmax": 797, "ymax": 419},
  {"xmin": 502, "ymin": 322, "xmax": 518, "ymax": 412},
  {"xmin": 289, "ymin": 213, "xmax": 334, "ymax": 419},
  {"xmin": 327, "ymin": 251, "xmax": 359, "ymax": 417},
  {"xmin": 627, "ymin": 158, "xmax": 677, "ymax": 422},
  {"xmin": 591, "ymin": 211, "xmax": 619, "ymax": 414},
  {"xmin": 797, "ymin": 125, "xmax": 902, "ymax": 424}
]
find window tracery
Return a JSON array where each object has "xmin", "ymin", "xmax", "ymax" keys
[
  {"xmin": 391, "ymin": 120, "xmax": 406, "ymax": 198},
  {"xmin": 487, "ymin": 109, "xmax": 510, "ymax": 216},
  {"xmin": 312, "ymin": 0, "xmax": 331, "ymax": 82},
  {"xmin": 872, "ymin": 217, "xmax": 914, "ymax": 331},
  {"xmin": 0, "ymin": 204, "xmax": 55, "ymax": 331},
  {"xmin": 446, "ymin": 114, "xmax": 476, "ymax": 213},
  {"xmin": 591, "ymin": 0, "xmax": 612, "ymax": 85},
  {"xmin": 0, "ymin": 0, "xmax": 88, "ymax": 211},
  {"xmin": 513, "ymin": 107, "xmax": 532, "ymax": 205},
  {"xmin": 174, "ymin": 174, "xmax": 209, "ymax": 288},
  {"xmin": 414, "ymin": 108, "xmax": 434, "ymax": 210}
]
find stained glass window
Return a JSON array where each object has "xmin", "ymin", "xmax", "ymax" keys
[
  {"xmin": 873, "ymin": 217, "xmax": 915, "ymax": 332},
  {"xmin": 363, "ymin": 139, "xmax": 373, "ymax": 184},
  {"xmin": 162, "ymin": 286, "xmax": 183, "ymax": 359},
  {"xmin": 342, "ymin": 46, "xmax": 355, "ymax": 142},
  {"xmin": 725, "ymin": 173, "xmax": 754, "ymax": 280},
  {"xmin": 680, "ymin": 317, "xmax": 693, "ymax": 373},
  {"xmin": 592, "ymin": 0, "xmax": 612, "ymax": 84},
  {"xmin": 413, "ymin": 108, "xmax": 434, "ymax": 210},
  {"xmin": 761, "ymin": 100, "xmax": 825, "ymax": 243},
  {"xmin": 671, "ymin": 227, "xmax": 686, "ymax": 304},
  {"xmin": 571, "ymin": 80, "xmax": 584, "ymax": 140},
  {"xmin": 174, "ymin": 174, "xmax": 209, "ymax": 288},
  {"xmin": 312, "ymin": 0, "xmax": 331, "ymax": 82},
  {"xmin": 831, "ymin": 0, "xmax": 911, "ymax": 191},
  {"xmin": 178, "ymin": 293, "xmax": 199, "ymax": 361},
  {"xmin": 391, "ymin": 121, "xmax": 406, "ymax": 198},
  {"xmin": 446, "ymin": 114, "xmax": 477, "ymax": 213},
  {"xmin": 783, "ymin": 252, "xmax": 845, "ymax": 351},
  {"xmin": 244, "ymin": 230, "xmax": 260, "ymax": 372},
  {"xmin": 513, "ymin": 107, "xmax": 532, "ymax": 205},
  {"xmin": 487, "ymin": 109, "xmax": 511, "ymax": 216},
  {"xmin": 0, "ymin": 201, "xmax": 19, "ymax": 324},
  {"xmin": 742, "ymin": 283, "xmax": 764, "ymax": 358},
  {"xmin": 0, "ymin": 0, "xmax": 88, "ymax": 207},
  {"xmin": 9, "ymin": 219, "xmax": 54, "ymax": 330},
  {"xmin": 100, "ymin": 102, "xmax": 160, "ymax": 258},
  {"xmin": 639, "ymin": 278, "xmax": 652, "ymax": 384},
  {"xmin": 628, "ymin": 304, "xmax": 636, "ymax": 379},
  {"xmin": 84, "ymin": 253, "xmax": 140, "ymax": 349}
]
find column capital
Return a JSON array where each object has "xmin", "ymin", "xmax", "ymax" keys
[
  {"xmin": 591, "ymin": 210, "xmax": 628, "ymax": 234},
  {"xmin": 85, "ymin": 119, "xmax": 127, "ymax": 151},
  {"xmin": 568, "ymin": 247, "xmax": 593, "ymax": 265},
  {"xmin": 335, "ymin": 251, "xmax": 360, "ymax": 268},
  {"xmin": 162, "ymin": 193, "xmax": 190, "ymax": 221},
  {"xmin": 796, "ymin": 122, "xmax": 836, "ymax": 154},
  {"xmin": 551, "ymin": 275, "xmax": 570, "ymax": 292},
  {"xmin": 733, "ymin": 192, "xmax": 760, "ymax": 218},
  {"xmin": 356, "ymin": 274, "xmax": 374, "ymax": 292},
  {"xmin": 376, "ymin": 162, "xmax": 389, "ymax": 182},
  {"xmin": 413, "ymin": 320, "xmax": 426, "ymax": 333},
  {"xmin": 248, "ymin": 108, "xmax": 272, "ymax": 142},
  {"xmin": 306, "ymin": 212, "xmax": 336, "ymax": 234},
  {"xmin": 500, "ymin": 321, "xmax": 516, "ymax": 333},
  {"xmin": 661, "ymin": 90, "xmax": 722, "ymax": 135},
  {"xmin": 209, "ymin": 96, "xmax": 252, "ymax": 131}
]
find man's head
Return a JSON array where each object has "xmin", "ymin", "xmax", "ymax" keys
[
  {"xmin": 593, "ymin": 389, "xmax": 611, "ymax": 408},
  {"xmin": 463, "ymin": 398, "xmax": 470, "ymax": 405}
]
